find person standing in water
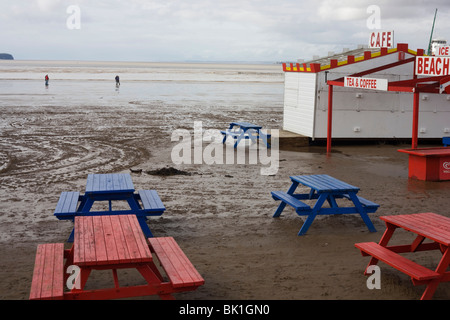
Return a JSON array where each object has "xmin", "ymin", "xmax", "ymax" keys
[
  {"xmin": 45, "ymin": 74, "xmax": 49, "ymax": 86},
  {"xmin": 115, "ymin": 75, "xmax": 120, "ymax": 86}
]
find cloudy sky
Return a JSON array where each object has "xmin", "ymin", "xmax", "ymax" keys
[{"xmin": 1, "ymin": 0, "xmax": 449, "ymax": 62}]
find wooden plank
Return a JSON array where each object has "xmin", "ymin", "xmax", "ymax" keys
[
  {"xmin": 67, "ymin": 192, "xmax": 79, "ymax": 212},
  {"xmin": 119, "ymin": 215, "xmax": 142, "ymax": 263},
  {"xmin": 29, "ymin": 244, "xmax": 64, "ymax": 300},
  {"xmin": 123, "ymin": 174, "xmax": 134, "ymax": 190},
  {"xmin": 51, "ymin": 244, "xmax": 64, "ymax": 299},
  {"xmin": 74, "ymin": 218, "xmax": 82, "ymax": 265},
  {"xmin": 85, "ymin": 174, "xmax": 94, "ymax": 192},
  {"xmin": 402, "ymin": 214, "xmax": 450, "ymax": 244},
  {"xmin": 150, "ymin": 238, "xmax": 183, "ymax": 286},
  {"xmin": 164, "ymin": 237, "xmax": 204, "ymax": 286},
  {"xmin": 355, "ymin": 242, "xmax": 440, "ymax": 281},
  {"xmin": 86, "ymin": 174, "xmax": 135, "ymax": 193},
  {"xmin": 40, "ymin": 244, "xmax": 56, "ymax": 298},
  {"xmin": 160, "ymin": 237, "xmax": 191, "ymax": 287},
  {"xmin": 93, "ymin": 216, "xmax": 108, "ymax": 265},
  {"xmin": 139, "ymin": 190, "xmax": 165, "ymax": 210},
  {"xmin": 110, "ymin": 215, "xmax": 130, "ymax": 263},
  {"xmin": 101, "ymin": 174, "xmax": 109, "ymax": 191},
  {"xmin": 271, "ymin": 191, "xmax": 311, "ymax": 211},
  {"xmin": 127, "ymin": 215, "xmax": 152, "ymax": 262},
  {"xmin": 54, "ymin": 191, "xmax": 79, "ymax": 214},
  {"xmin": 299, "ymin": 174, "xmax": 359, "ymax": 192},
  {"xmin": 111, "ymin": 173, "xmax": 120, "ymax": 191},
  {"xmin": 292, "ymin": 175, "xmax": 359, "ymax": 193},
  {"xmin": 381, "ymin": 213, "xmax": 450, "ymax": 245},
  {"xmin": 100, "ymin": 216, "xmax": 120, "ymax": 264},
  {"xmin": 149, "ymin": 237, "xmax": 204, "ymax": 288},
  {"xmin": 231, "ymin": 122, "xmax": 262, "ymax": 129},
  {"xmin": 29, "ymin": 245, "xmax": 45, "ymax": 300},
  {"xmin": 84, "ymin": 216, "xmax": 97, "ymax": 265},
  {"xmin": 92, "ymin": 174, "xmax": 101, "ymax": 192},
  {"xmin": 74, "ymin": 216, "xmax": 97, "ymax": 266}
]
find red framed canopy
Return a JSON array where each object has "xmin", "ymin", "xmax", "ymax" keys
[{"xmin": 325, "ymin": 47, "xmax": 450, "ymax": 153}]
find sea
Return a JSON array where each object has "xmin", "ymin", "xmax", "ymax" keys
[{"xmin": 0, "ymin": 60, "xmax": 284, "ymax": 108}]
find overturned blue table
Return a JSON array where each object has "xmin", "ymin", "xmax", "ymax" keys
[
  {"xmin": 54, "ymin": 173, "xmax": 165, "ymax": 241},
  {"xmin": 271, "ymin": 174, "xmax": 379, "ymax": 235},
  {"xmin": 221, "ymin": 122, "xmax": 271, "ymax": 148}
]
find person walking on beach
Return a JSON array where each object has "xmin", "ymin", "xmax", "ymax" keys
[
  {"xmin": 45, "ymin": 74, "xmax": 49, "ymax": 86},
  {"xmin": 115, "ymin": 75, "xmax": 120, "ymax": 86}
]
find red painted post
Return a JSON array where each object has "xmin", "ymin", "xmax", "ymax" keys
[
  {"xmin": 412, "ymin": 90, "xmax": 419, "ymax": 149},
  {"xmin": 327, "ymin": 85, "xmax": 333, "ymax": 153}
]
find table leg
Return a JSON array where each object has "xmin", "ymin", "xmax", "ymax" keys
[
  {"xmin": 364, "ymin": 223, "xmax": 396, "ymax": 274},
  {"xmin": 297, "ymin": 193, "xmax": 328, "ymax": 236},
  {"xmin": 137, "ymin": 216, "xmax": 154, "ymax": 238},
  {"xmin": 222, "ymin": 124, "xmax": 234, "ymax": 144},
  {"xmin": 421, "ymin": 247, "xmax": 450, "ymax": 300},
  {"xmin": 326, "ymin": 194, "xmax": 338, "ymax": 208},
  {"xmin": 273, "ymin": 202, "xmax": 287, "ymax": 218},
  {"xmin": 137, "ymin": 264, "xmax": 175, "ymax": 299},
  {"xmin": 259, "ymin": 129, "xmax": 271, "ymax": 149},
  {"xmin": 80, "ymin": 197, "xmax": 95, "ymax": 213},
  {"xmin": 68, "ymin": 228, "xmax": 75, "ymax": 243},
  {"xmin": 127, "ymin": 197, "xmax": 141, "ymax": 211},
  {"xmin": 234, "ymin": 129, "xmax": 247, "ymax": 148},
  {"xmin": 411, "ymin": 235, "xmax": 426, "ymax": 252},
  {"xmin": 247, "ymin": 129, "xmax": 257, "ymax": 145},
  {"xmin": 69, "ymin": 268, "xmax": 91, "ymax": 293},
  {"xmin": 347, "ymin": 192, "xmax": 376, "ymax": 232}
]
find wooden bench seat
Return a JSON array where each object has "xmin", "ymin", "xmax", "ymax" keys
[
  {"xmin": 342, "ymin": 194, "xmax": 379, "ymax": 210},
  {"xmin": 355, "ymin": 242, "xmax": 440, "ymax": 281},
  {"xmin": 271, "ymin": 191, "xmax": 311, "ymax": 212},
  {"xmin": 220, "ymin": 130, "xmax": 251, "ymax": 139},
  {"xmin": 54, "ymin": 191, "xmax": 80, "ymax": 219},
  {"xmin": 148, "ymin": 237, "xmax": 204, "ymax": 289},
  {"xmin": 138, "ymin": 190, "xmax": 165, "ymax": 215},
  {"xmin": 29, "ymin": 243, "xmax": 65, "ymax": 300},
  {"xmin": 220, "ymin": 130, "xmax": 271, "ymax": 139}
]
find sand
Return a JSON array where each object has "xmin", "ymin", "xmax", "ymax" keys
[{"xmin": 0, "ymin": 100, "xmax": 449, "ymax": 301}]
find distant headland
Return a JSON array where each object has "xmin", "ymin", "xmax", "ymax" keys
[{"xmin": 0, "ymin": 53, "xmax": 14, "ymax": 60}]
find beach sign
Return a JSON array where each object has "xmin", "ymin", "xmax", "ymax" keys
[
  {"xmin": 368, "ymin": 30, "xmax": 394, "ymax": 49},
  {"xmin": 344, "ymin": 76, "xmax": 388, "ymax": 91},
  {"xmin": 415, "ymin": 56, "xmax": 450, "ymax": 76}
]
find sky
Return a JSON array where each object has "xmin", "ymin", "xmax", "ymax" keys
[{"xmin": 1, "ymin": 0, "xmax": 450, "ymax": 62}]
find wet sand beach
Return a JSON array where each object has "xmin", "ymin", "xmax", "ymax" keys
[{"xmin": 0, "ymin": 61, "xmax": 449, "ymax": 300}]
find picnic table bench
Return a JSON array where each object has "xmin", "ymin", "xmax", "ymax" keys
[
  {"xmin": 271, "ymin": 174, "xmax": 379, "ymax": 235},
  {"xmin": 355, "ymin": 212, "xmax": 450, "ymax": 300},
  {"xmin": 54, "ymin": 174, "xmax": 165, "ymax": 241},
  {"xmin": 221, "ymin": 122, "xmax": 271, "ymax": 148},
  {"xmin": 29, "ymin": 243, "xmax": 65, "ymax": 300},
  {"xmin": 29, "ymin": 215, "xmax": 204, "ymax": 300}
]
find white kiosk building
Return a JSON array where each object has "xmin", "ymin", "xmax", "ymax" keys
[{"xmin": 282, "ymin": 43, "xmax": 450, "ymax": 144}]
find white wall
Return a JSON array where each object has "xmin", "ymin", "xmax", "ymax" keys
[
  {"xmin": 283, "ymin": 51, "xmax": 450, "ymax": 139},
  {"xmin": 283, "ymin": 72, "xmax": 317, "ymax": 137}
]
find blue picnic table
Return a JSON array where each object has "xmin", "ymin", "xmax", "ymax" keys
[
  {"xmin": 54, "ymin": 173, "xmax": 165, "ymax": 241},
  {"xmin": 221, "ymin": 122, "xmax": 271, "ymax": 148},
  {"xmin": 271, "ymin": 174, "xmax": 379, "ymax": 235},
  {"xmin": 444, "ymin": 137, "xmax": 450, "ymax": 147}
]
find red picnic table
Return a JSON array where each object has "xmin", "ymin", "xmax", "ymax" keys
[
  {"xmin": 29, "ymin": 214, "xmax": 204, "ymax": 300},
  {"xmin": 355, "ymin": 212, "xmax": 450, "ymax": 300},
  {"xmin": 398, "ymin": 147, "xmax": 450, "ymax": 181}
]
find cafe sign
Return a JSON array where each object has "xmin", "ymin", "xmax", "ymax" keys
[{"xmin": 368, "ymin": 30, "xmax": 394, "ymax": 49}]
